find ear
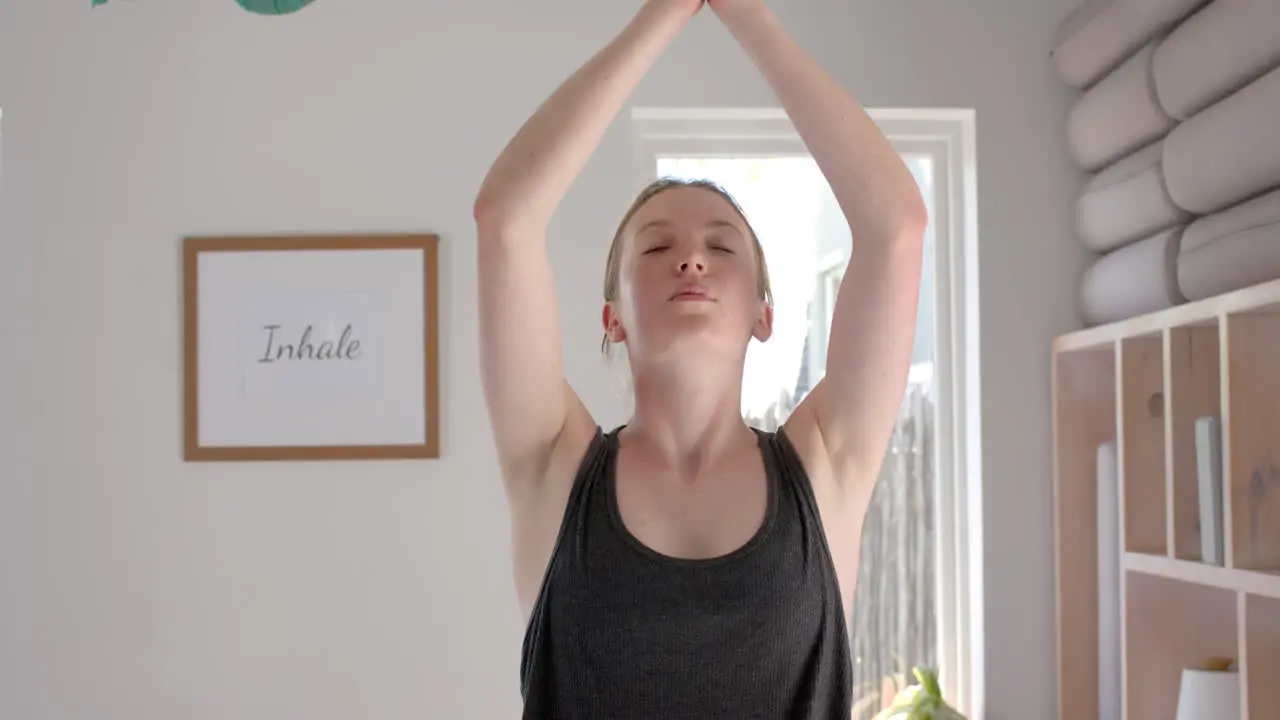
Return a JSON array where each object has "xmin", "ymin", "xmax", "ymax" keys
[
  {"xmin": 602, "ymin": 302, "xmax": 628, "ymax": 343},
  {"xmin": 751, "ymin": 301, "xmax": 773, "ymax": 343}
]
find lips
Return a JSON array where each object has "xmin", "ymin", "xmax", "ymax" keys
[{"xmin": 670, "ymin": 284, "xmax": 714, "ymax": 301}]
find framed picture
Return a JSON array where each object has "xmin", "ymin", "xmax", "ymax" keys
[{"xmin": 182, "ymin": 233, "xmax": 440, "ymax": 461}]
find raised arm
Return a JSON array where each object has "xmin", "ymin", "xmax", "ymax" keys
[
  {"xmin": 712, "ymin": 1, "xmax": 928, "ymax": 489},
  {"xmin": 473, "ymin": 0, "xmax": 702, "ymax": 489}
]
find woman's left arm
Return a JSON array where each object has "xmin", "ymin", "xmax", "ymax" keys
[{"xmin": 714, "ymin": 0, "xmax": 929, "ymax": 488}]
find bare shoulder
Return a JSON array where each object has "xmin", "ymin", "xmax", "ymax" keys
[{"xmin": 506, "ymin": 390, "xmax": 599, "ymax": 618}]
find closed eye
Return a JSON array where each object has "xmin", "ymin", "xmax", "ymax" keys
[{"xmin": 706, "ymin": 237, "xmax": 737, "ymax": 253}]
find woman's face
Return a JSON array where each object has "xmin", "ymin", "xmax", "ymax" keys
[{"xmin": 604, "ymin": 186, "xmax": 772, "ymax": 362}]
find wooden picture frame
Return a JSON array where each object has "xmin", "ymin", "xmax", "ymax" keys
[{"xmin": 182, "ymin": 233, "xmax": 440, "ymax": 461}]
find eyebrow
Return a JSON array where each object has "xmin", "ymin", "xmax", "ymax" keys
[{"xmin": 634, "ymin": 219, "xmax": 744, "ymax": 237}]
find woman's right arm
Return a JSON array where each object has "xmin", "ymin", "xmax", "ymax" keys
[{"xmin": 473, "ymin": 0, "xmax": 701, "ymax": 490}]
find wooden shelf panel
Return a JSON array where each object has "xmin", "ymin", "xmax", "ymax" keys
[
  {"xmin": 1225, "ymin": 311, "xmax": 1280, "ymax": 572},
  {"xmin": 1053, "ymin": 345, "xmax": 1117, "ymax": 720},
  {"xmin": 1245, "ymin": 594, "xmax": 1280, "ymax": 720},
  {"xmin": 1124, "ymin": 571, "xmax": 1238, "ymax": 720},
  {"xmin": 1121, "ymin": 335, "xmax": 1167, "ymax": 556},
  {"xmin": 1125, "ymin": 551, "xmax": 1280, "ymax": 599},
  {"xmin": 1166, "ymin": 323, "xmax": 1223, "ymax": 564}
]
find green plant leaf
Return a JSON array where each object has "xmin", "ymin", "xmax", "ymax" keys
[
  {"xmin": 872, "ymin": 666, "xmax": 968, "ymax": 720},
  {"xmin": 914, "ymin": 666, "xmax": 943, "ymax": 698}
]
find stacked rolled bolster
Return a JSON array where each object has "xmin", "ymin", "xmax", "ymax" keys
[{"xmin": 1053, "ymin": 0, "xmax": 1280, "ymax": 326}]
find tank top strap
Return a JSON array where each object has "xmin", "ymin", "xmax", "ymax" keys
[
  {"xmin": 756, "ymin": 428, "xmax": 814, "ymax": 508},
  {"xmin": 757, "ymin": 426, "xmax": 841, "ymax": 565},
  {"xmin": 518, "ymin": 424, "xmax": 610, "ymax": 700}
]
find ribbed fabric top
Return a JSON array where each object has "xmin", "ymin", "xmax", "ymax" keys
[{"xmin": 519, "ymin": 425, "xmax": 853, "ymax": 719}]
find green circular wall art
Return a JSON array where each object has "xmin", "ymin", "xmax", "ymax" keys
[
  {"xmin": 235, "ymin": 0, "xmax": 319, "ymax": 15},
  {"xmin": 91, "ymin": 0, "xmax": 321, "ymax": 15}
]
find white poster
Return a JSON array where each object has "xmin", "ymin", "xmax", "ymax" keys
[{"xmin": 183, "ymin": 235, "xmax": 439, "ymax": 461}]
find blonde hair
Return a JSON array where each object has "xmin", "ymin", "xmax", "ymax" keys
[{"xmin": 601, "ymin": 177, "xmax": 773, "ymax": 354}]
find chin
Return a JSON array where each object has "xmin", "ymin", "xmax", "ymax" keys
[{"xmin": 640, "ymin": 323, "xmax": 748, "ymax": 365}]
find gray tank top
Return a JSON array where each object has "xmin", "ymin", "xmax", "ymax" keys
[{"xmin": 519, "ymin": 425, "xmax": 853, "ymax": 719}]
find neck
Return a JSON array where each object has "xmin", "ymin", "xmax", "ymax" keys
[{"xmin": 623, "ymin": 356, "xmax": 753, "ymax": 480}]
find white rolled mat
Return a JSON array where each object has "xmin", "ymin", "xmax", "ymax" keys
[
  {"xmin": 1177, "ymin": 187, "xmax": 1280, "ymax": 302},
  {"xmin": 1068, "ymin": 41, "xmax": 1177, "ymax": 171},
  {"xmin": 1077, "ymin": 139, "xmax": 1191, "ymax": 252},
  {"xmin": 1080, "ymin": 226, "xmax": 1186, "ymax": 326},
  {"xmin": 1164, "ymin": 65, "xmax": 1280, "ymax": 214},
  {"xmin": 1052, "ymin": 0, "xmax": 1209, "ymax": 90},
  {"xmin": 1153, "ymin": 0, "xmax": 1280, "ymax": 120},
  {"xmin": 1053, "ymin": 0, "xmax": 1113, "ymax": 78}
]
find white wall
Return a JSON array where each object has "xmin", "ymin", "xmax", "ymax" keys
[{"xmin": 0, "ymin": 0, "xmax": 1085, "ymax": 717}]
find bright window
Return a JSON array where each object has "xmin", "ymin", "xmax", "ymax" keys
[{"xmin": 635, "ymin": 108, "xmax": 981, "ymax": 718}]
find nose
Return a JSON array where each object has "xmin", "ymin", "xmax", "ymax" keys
[{"xmin": 675, "ymin": 252, "xmax": 706, "ymax": 275}]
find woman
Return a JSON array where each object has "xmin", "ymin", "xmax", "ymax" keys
[{"xmin": 473, "ymin": 0, "xmax": 927, "ymax": 717}]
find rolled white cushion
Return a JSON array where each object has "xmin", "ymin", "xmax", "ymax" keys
[
  {"xmin": 1053, "ymin": 0, "xmax": 1209, "ymax": 90},
  {"xmin": 1164, "ymin": 65, "xmax": 1280, "ymax": 214},
  {"xmin": 1068, "ymin": 41, "xmax": 1177, "ymax": 171},
  {"xmin": 1079, "ymin": 226, "xmax": 1186, "ymax": 326},
  {"xmin": 1053, "ymin": 0, "xmax": 1113, "ymax": 64},
  {"xmin": 1153, "ymin": 0, "xmax": 1280, "ymax": 120},
  {"xmin": 1077, "ymin": 139, "xmax": 1191, "ymax": 252},
  {"xmin": 1177, "ymin": 187, "xmax": 1280, "ymax": 301}
]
